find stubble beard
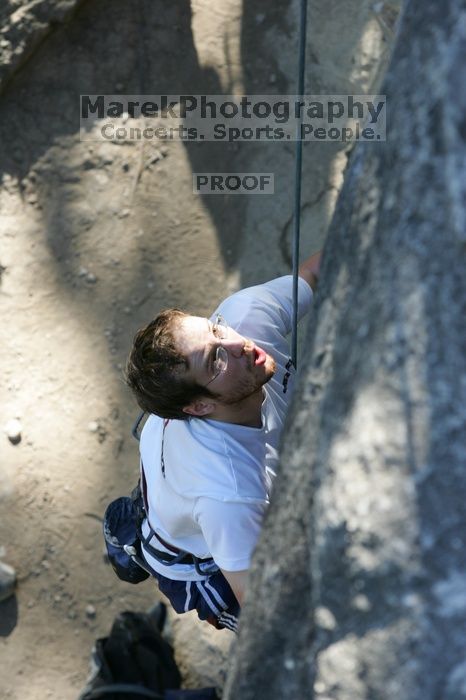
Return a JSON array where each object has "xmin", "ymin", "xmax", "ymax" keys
[
  {"xmin": 214, "ymin": 352, "xmax": 277, "ymax": 406},
  {"xmin": 265, "ymin": 354, "xmax": 277, "ymax": 378}
]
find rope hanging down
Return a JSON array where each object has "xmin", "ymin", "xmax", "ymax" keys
[{"xmin": 291, "ymin": 0, "xmax": 308, "ymax": 370}]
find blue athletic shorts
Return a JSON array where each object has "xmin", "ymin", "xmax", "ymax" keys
[{"xmin": 152, "ymin": 569, "xmax": 240, "ymax": 633}]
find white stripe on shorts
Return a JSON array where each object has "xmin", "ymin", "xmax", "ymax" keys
[
  {"xmin": 184, "ymin": 581, "xmax": 192, "ymax": 613},
  {"xmin": 204, "ymin": 580, "xmax": 228, "ymax": 610},
  {"xmin": 217, "ymin": 611, "xmax": 239, "ymax": 633},
  {"xmin": 196, "ymin": 581, "xmax": 221, "ymax": 616}
]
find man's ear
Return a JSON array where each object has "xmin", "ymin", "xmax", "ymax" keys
[{"xmin": 183, "ymin": 398, "xmax": 216, "ymax": 417}]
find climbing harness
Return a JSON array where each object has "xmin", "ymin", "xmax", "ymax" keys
[{"xmin": 291, "ymin": 0, "xmax": 308, "ymax": 370}]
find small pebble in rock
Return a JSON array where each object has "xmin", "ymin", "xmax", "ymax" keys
[
  {"xmin": 78, "ymin": 267, "xmax": 88, "ymax": 277},
  {"xmin": 118, "ymin": 208, "xmax": 130, "ymax": 218},
  {"xmin": 88, "ymin": 421, "xmax": 99, "ymax": 433},
  {"xmin": 315, "ymin": 605, "xmax": 337, "ymax": 630},
  {"xmin": 351, "ymin": 593, "xmax": 371, "ymax": 611},
  {"xmin": 86, "ymin": 272, "xmax": 97, "ymax": 284},
  {"xmin": 41, "ymin": 559, "xmax": 50, "ymax": 570},
  {"xmin": 269, "ymin": 73, "xmax": 277, "ymax": 84},
  {"xmin": 86, "ymin": 604, "xmax": 96, "ymax": 619},
  {"xmin": 149, "ymin": 151, "xmax": 162, "ymax": 164},
  {"xmin": 5, "ymin": 418, "xmax": 22, "ymax": 445},
  {"xmin": 27, "ymin": 600, "xmax": 34, "ymax": 608},
  {"xmin": 0, "ymin": 561, "xmax": 17, "ymax": 602},
  {"xmin": 160, "ymin": 146, "xmax": 169, "ymax": 157}
]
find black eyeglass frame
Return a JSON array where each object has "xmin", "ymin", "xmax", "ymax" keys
[{"xmin": 204, "ymin": 315, "xmax": 229, "ymax": 387}]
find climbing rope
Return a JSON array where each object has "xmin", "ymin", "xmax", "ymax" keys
[{"xmin": 291, "ymin": 0, "xmax": 308, "ymax": 370}]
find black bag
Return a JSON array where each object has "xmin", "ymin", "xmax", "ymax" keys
[
  {"xmin": 103, "ymin": 495, "xmax": 150, "ymax": 584},
  {"xmin": 78, "ymin": 605, "xmax": 218, "ymax": 700}
]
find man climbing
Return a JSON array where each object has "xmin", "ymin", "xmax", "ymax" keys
[{"xmin": 125, "ymin": 252, "xmax": 321, "ymax": 632}]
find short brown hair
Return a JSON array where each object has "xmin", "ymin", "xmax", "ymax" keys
[{"xmin": 125, "ymin": 308, "xmax": 213, "ymax": 420}]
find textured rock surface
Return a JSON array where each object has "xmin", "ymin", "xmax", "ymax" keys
[
  {"xmin": 224, "ymin": 0, "xmax": 466, "ymax": 697},
  {"xmin": 0, "ymin": 0, "xmax": 394, "ymax": 697},
  {"xmin": 0, "ymin": 0, "xmax": 85, "ymax": 92}
]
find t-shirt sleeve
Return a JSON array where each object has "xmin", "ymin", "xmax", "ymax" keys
[
  {"xmin": 213, "ymin": 275, "xmax": 313, "ymax": 341},
  {"xmin": 193, "ymin": 497, "xmax": 266, "ymax": 571}
]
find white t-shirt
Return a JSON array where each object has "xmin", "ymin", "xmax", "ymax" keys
[{"xmin": 140, "ymin": 275, "xmax": 313, "ymax": 581}]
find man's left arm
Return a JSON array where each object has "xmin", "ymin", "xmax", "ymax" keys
[
  {"xmin": 298, "ymin": 250, "xmax": 322, "ymax": 292},
  {"xmin": 213, "ymin": 250, "xmax": 321, "ymax": 339}
]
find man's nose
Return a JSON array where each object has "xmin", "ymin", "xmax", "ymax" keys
[{"xmin": 222, "ymin": 336, "xmax": 246, "ymax": 358}]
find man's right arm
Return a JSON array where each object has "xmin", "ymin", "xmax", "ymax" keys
[
  {"xmin": 220, "ymin": 568, "xmax": 248, "ymax": 607},
  {"xmin": 194, "ymin": 497, "xmax": 263, "ymax": 608}
]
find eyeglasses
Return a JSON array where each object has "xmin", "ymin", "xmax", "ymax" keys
[{"xmin": 204, "ymin": 315, "xmax": 229, "ymax": 386}]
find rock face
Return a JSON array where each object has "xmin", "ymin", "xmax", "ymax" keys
[
  {"xmin": 0, "ymin": 0, "xmax": 394, "ymax": 696},
  {"xmin": 224, "ymin": 0, "xmax": 466, "ymax": 698},
  {"xmin": 0, "ymin": 1, "xmax": 85, "ymax": 93}
]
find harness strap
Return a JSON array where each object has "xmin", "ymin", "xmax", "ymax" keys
[
  {"xmin": 140, "ymin": 460, "xmax": 149, "ymax": 513},
  {"xmin": 152, "ymin": 530, "xmax": 188, "ymax": 556},
  {"xmin": 141, "ymin": 528, "xmax": 213, "ymax": 565}
]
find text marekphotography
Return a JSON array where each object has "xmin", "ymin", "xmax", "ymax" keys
[{"xmin": 80, "ymin": 94, "xmax": 386, "ymax": 142}]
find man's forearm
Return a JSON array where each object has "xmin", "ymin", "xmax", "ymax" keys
[
  {"xmin": 298, "ymin": 250, "xmax": 322, "ymax": 291},
  {"xmin": 221, "ymin": 568, "xmax": 248, "ymax": 607}
]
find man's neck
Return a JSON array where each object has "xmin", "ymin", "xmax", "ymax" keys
[{"xmin": 208, "ymin": 389, "xmax": 264, "ymax": 428}]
